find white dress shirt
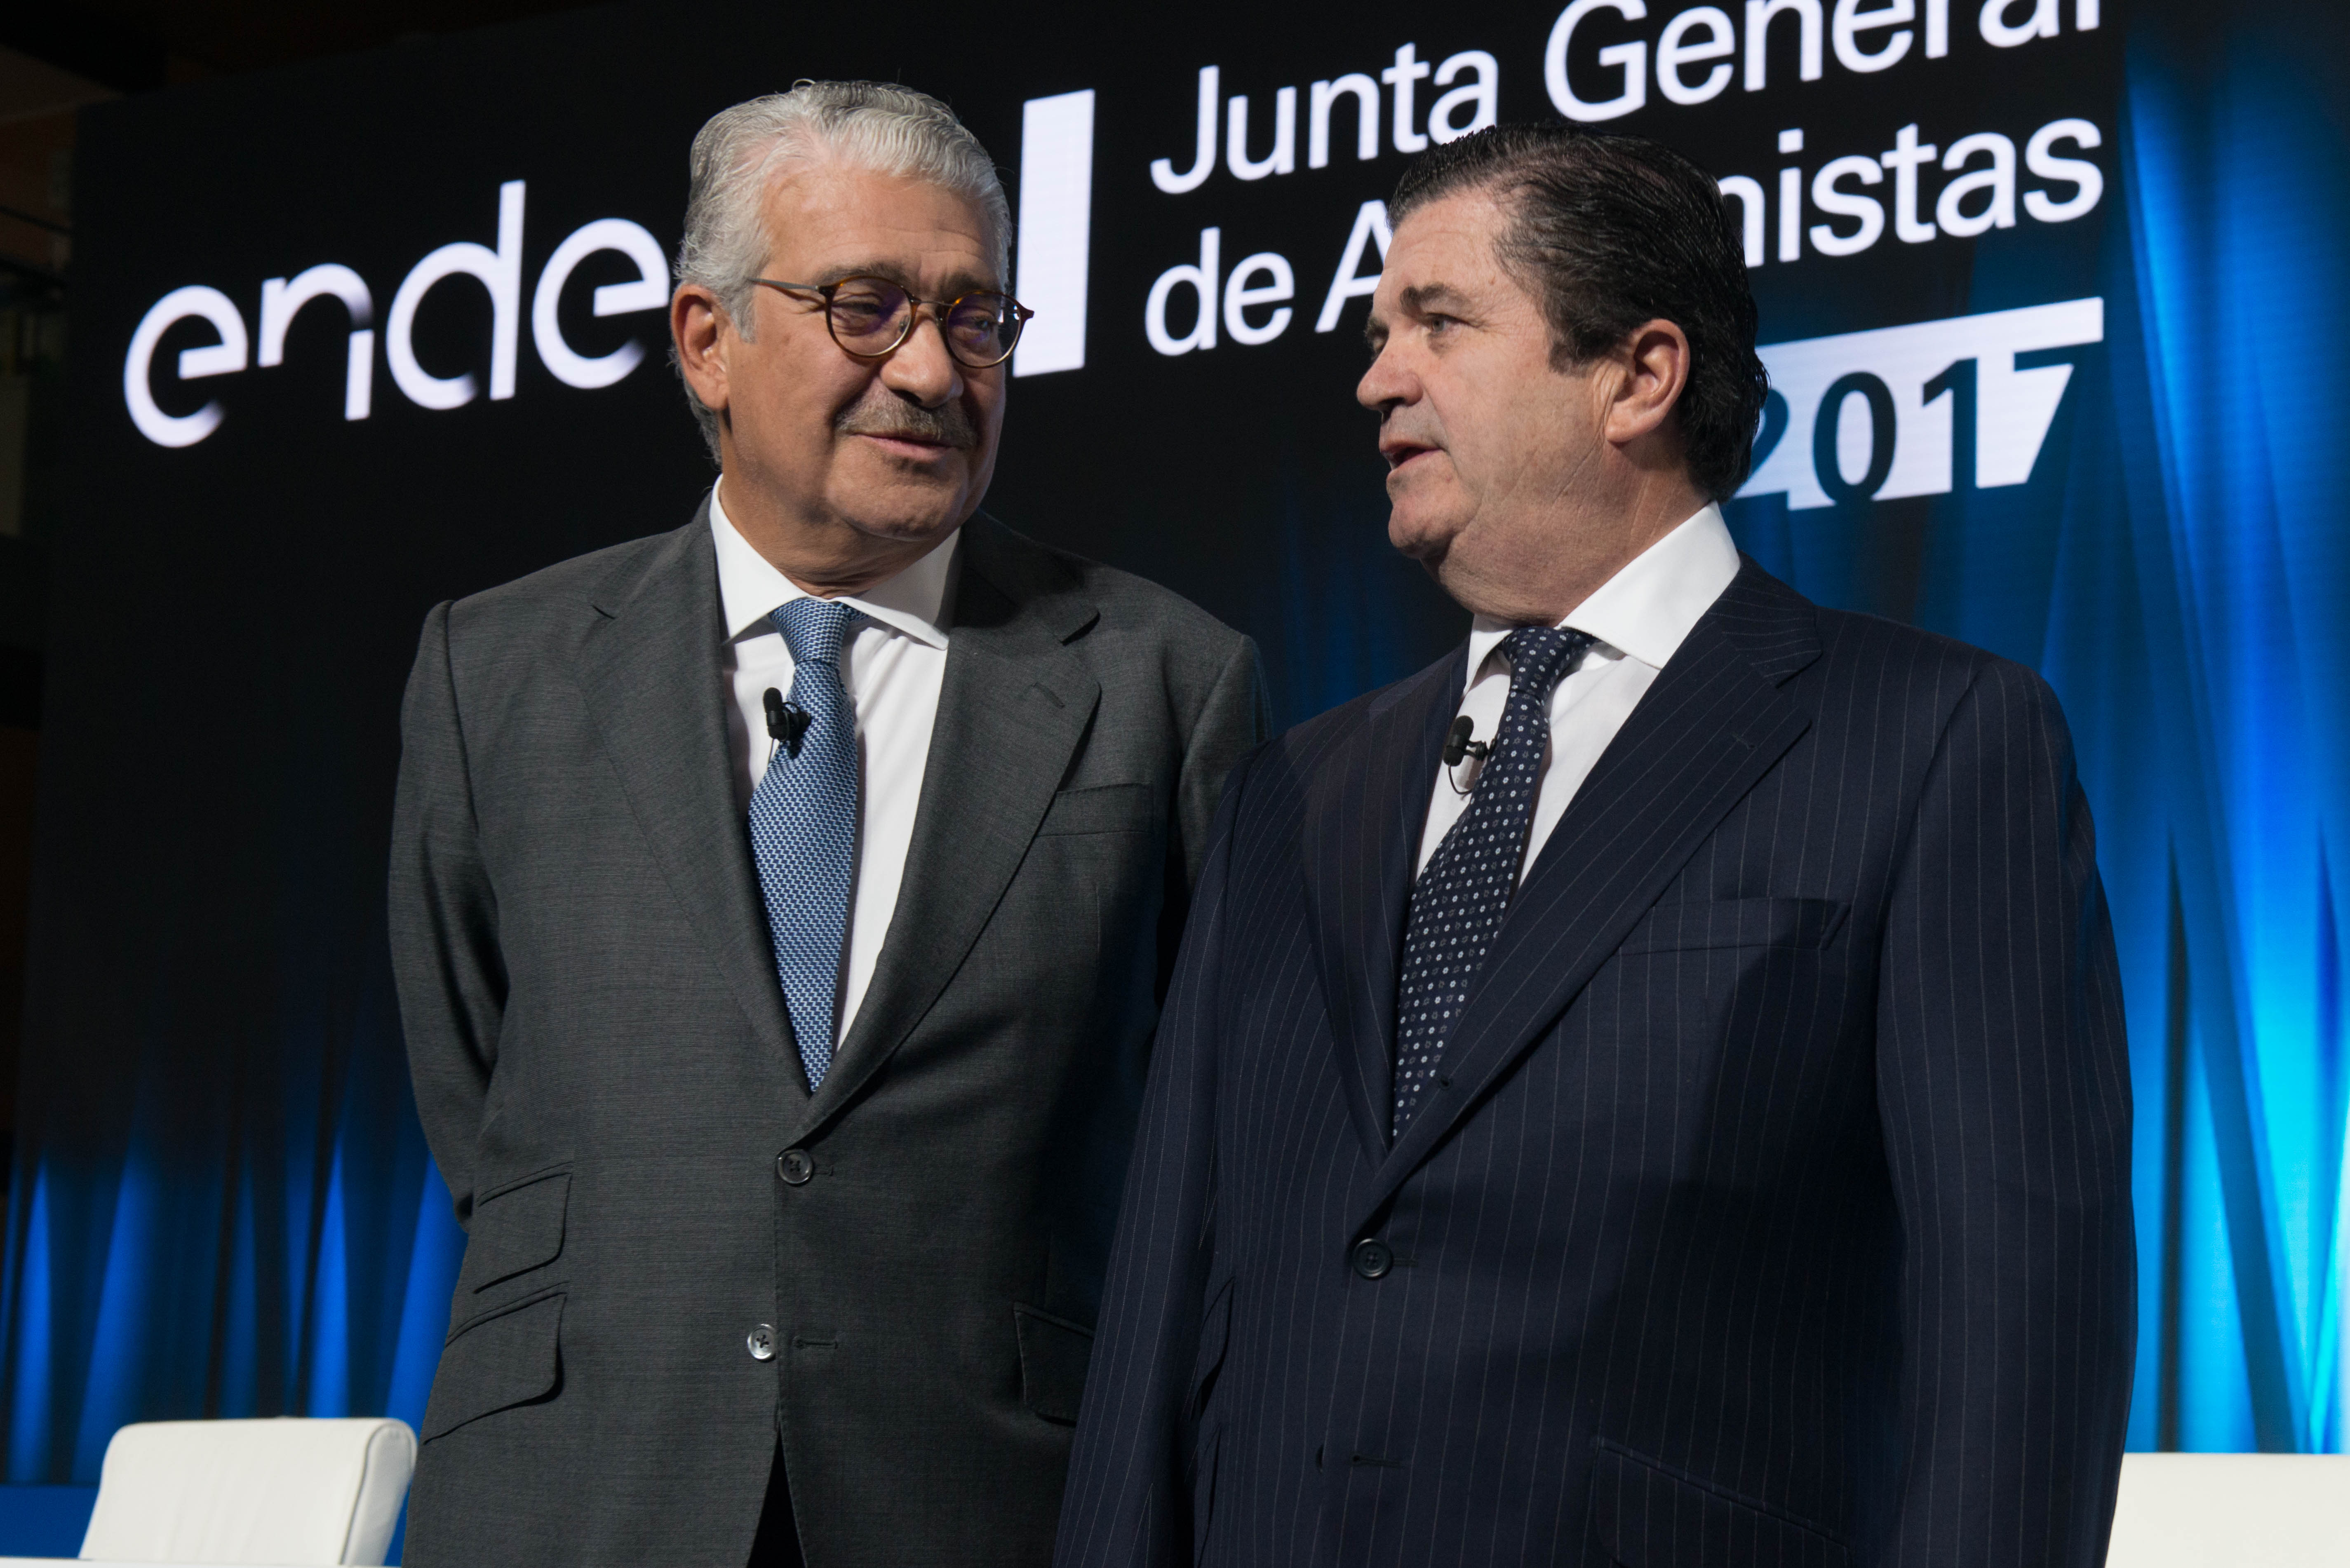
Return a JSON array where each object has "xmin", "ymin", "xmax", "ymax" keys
[
  {"xmin": 711, "ymin": 484, "xmax": 959, "ymax": 1047},
  {"xmin": 1416, "ymin": 504, "xmax": 1743, "ymax": 881}
]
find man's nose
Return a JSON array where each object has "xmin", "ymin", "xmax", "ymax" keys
[
  {"xmin": 1358, "ymin": 346, "xmax": 1410, "ymax": 412},
  {"xmin": 879, "ymin": 309, "xmax": 966, "ymax": 408}
]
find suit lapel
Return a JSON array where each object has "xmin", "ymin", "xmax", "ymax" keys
[
  {"xmin": 1353, "ymin": 563, "xmax": 1824, "ymax": 1230},
  {"xmin": 576, "ymin": 506, "xmax": 799, "ymax": 1079},
  {"xmin": 1304, "ymin": 650, "xmax": 1466, "ymax": 1166},
  {"xmin": 786, "ymin": 516, "xmax": 1100, "ymax": 1143}
]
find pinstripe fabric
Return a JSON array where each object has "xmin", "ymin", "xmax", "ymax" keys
[{"xmin": 1055, "ymin": 561, "xmax": 2135, "ymax": 1568}]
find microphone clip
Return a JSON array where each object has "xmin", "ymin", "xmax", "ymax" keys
[
  {"xmin": 1443, "ymin": 715, "xmax": 1491, "ymax": 795},
  {"xmin": 763, "ymin": 688, "xmax": 812, "ymax": 756}
]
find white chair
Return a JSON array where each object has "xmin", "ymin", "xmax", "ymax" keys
[
  {"xmin": 2107, "ymin": 1452, "xmax": 2350, "ymax": 1567},
  {"xmin": 78, "ymin": 1418, "xmax": 416, "ymax": 1566}
]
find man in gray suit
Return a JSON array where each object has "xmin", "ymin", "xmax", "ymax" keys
[{"xmin": 389, "ymin": 82, "xmax": 1265, "ymax": 1568}]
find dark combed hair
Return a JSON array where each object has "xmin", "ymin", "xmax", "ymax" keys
[{"xmin": 1391, "ymin": 123, "xmax": 1769, "ymax": 501}]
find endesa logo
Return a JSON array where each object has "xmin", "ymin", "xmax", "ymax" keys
[{"xmin": 123, "ymin": 180, "xmax": 669, "ymax": 448}]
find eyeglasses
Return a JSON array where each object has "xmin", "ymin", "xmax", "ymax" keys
[{"xmin": 751, "ymin": 275, "xmax": 1034, "ymax": 369}]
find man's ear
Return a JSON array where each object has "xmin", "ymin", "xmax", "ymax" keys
[
  {"xmin": 672, "ymin": 284, "xmax": 732, "ymax": 415},
  {"xmin": 1602, "ymin": 320, "xmax": 1692, "ymax": 447}
]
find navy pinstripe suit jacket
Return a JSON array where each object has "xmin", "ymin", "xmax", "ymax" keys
[{"xmin": 1056, "ymin": 561, "xmax": 2134, "ymax": 1568}]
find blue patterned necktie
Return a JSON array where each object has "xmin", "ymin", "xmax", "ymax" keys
[
  {"xmin": 748, "ymin": 598, "xmax": 860, "ymax": 1091},
  {"xmin": 1391, "ymin": 626, "xmax": 1594, "ymax": 1136}
]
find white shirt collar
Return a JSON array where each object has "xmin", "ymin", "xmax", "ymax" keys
[
  {"xmin": 1466, "ymin": 502, "xmax": 1741, "ymax": 681},
  {"xmin": 709, "ymin": 480, "xmax": 957, "ymax": 649}
]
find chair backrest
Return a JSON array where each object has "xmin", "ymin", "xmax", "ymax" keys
[
  {"xmin": 2108, "ymin": 1452, "xmax": 2350, "ymax": 1567},
  {"xmin": 80, "ymin": 1417, "xmax": 416, "ymax": 1566}
]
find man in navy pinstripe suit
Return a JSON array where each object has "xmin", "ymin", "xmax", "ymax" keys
[{"xmin": 1058, "ymin": 124, "xmax": 2134, "ymax": 1568}]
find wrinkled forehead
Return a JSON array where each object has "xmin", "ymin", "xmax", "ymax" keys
[
  {"xmin": 1390, "ymin": 186, "xmax": 1516, "ymax": 277},
  {"xmin": 1371, "ymin": 192, "xmax": 1524, "ymax": 320}
]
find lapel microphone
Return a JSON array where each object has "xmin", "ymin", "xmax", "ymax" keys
[
  {"xmin": 763, "ymin": 687, "xmax": 811, "ymax": 754},
  {"xmin": 1443, "ymin": 716, "xmax": 1491, "ymax": 767},
  {"xmin": 1443, "ymin": 716, "xmax": 1492, "ymax": 797}
]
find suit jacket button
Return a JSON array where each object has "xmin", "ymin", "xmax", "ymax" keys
[
  {"xmin": 747, "ymin": 1324, "xmax": 777, "ymax": 1361},
  {"xmin": 777, "ymin": 1148, "xmax": 815, "ymax": 1185},
  {"xmin": 1351, "ymin": 1239, "xmax": 1394, "ymax": 1279}
]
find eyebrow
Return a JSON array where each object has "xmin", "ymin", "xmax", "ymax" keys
[
  {"xmin": 1399, "ymin": 282, "xmax": 1473, "ymax": 315},
  {"xmin": 811, "ymin": 261, "xmax": 1002, "ymax": 297}
]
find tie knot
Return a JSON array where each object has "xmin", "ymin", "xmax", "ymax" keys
[
  {"xmin": 1498, "ymin": 625, "xmax": 1592, "ymax": 700},
  {"xmin": 773, "ymin": 597, "xmax": 857, "ymax": 669}
]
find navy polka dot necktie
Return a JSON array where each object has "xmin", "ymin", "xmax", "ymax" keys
[
  {"xmin": 748, "ymin": 598, "xmax": 859, "ymax": 1091},
  {"xmin": 1391, "ymin": 626, "xmax": 1594, "ymax": 1137}
]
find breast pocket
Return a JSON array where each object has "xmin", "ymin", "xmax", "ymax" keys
[
  {"xmin": 1615, "ymin": 897, "xmax": 1849, "ymax": 957},
  {"xmin": 1035, "ymin": 782, "xmax": 1154, "ymax": 836}
]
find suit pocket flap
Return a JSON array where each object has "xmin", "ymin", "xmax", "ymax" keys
[
  {"xmin": 1036, "ymin": 783, "xmax": 1153, "ymax": 836},
  {"xmin": 422, "ymin": 1292, "xmax": 563, "ymax": 1441},
  {"xmin": 463, "ymin": 1169, "xmax": 570, "ymax": 1291},
  {"xmin": 1615, "ymin": 897, "xmax": 1848, "ymax": 956},
  {"xmin": 1187, "ymin": 1275, "xmax": 1236, "ymax": 1413},
  {"xmin": 1591, "ymin": 1443, "xmax": 1847, "ymax": 1568},
  {"xmin": 1014, "ymin": 1304, "xmax": 1094, "ymax": 1424}
]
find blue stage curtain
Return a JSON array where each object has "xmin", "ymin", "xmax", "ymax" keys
[
  {"xmin": 2092, "ymin": 0, "xmax": 2350, "ymax": 1452},
  {"xmin": 0, "ymin": 918, "xmax": 463, "ymax": 1478},
  {"xmin": 0, "ymin": 1055, "xmax": 465, "ymax": 1479},
  {"xmin": 1731, "ymin": 0, "xmax": 2350, "ymax": 1455}
]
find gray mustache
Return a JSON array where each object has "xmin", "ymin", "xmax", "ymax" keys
[{"xmin": 836, "ymin": 395, "xmax": 978, "ymax": 451}]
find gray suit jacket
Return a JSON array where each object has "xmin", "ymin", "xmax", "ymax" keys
[{"xmin": 389, "ymin": 501, "xmax": 1267, "ymax": 1568}]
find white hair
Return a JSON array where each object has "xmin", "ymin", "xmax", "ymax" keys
[{"xmin": 672, "ymin": 80, "xmax": 1012, "ymax": 459}]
